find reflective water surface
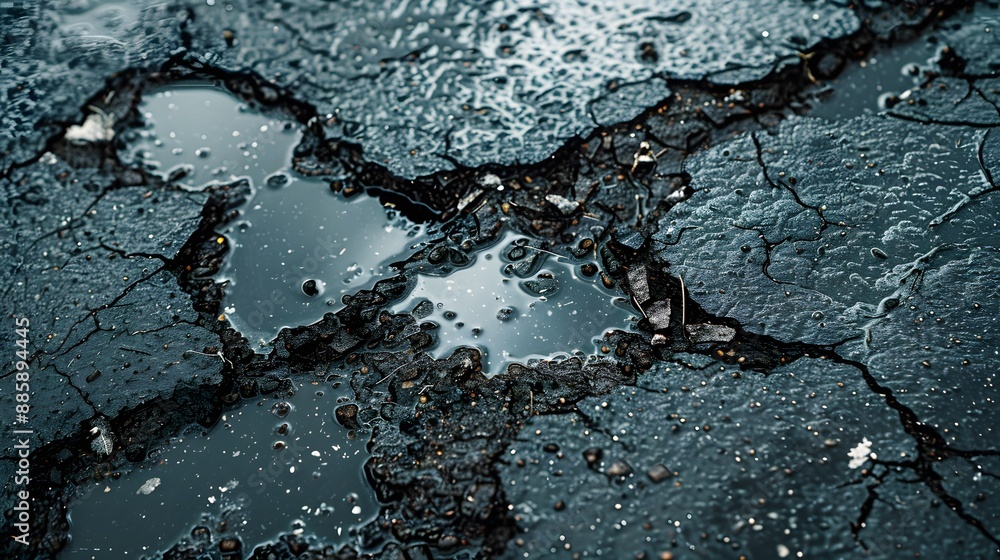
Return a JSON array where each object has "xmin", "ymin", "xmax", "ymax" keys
[
  {"xmin": 395, "ymin": 232, "xmax": 636, "ymax": 374},
  {"xmin": 126, "ymin": 85, "xmax": 424, "ymax": 347},
  {"xmin": 63, "ymin": 376, "xmax": 376, "ymax": 559}
]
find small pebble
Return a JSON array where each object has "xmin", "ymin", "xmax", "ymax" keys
[
  {"xmin": 583, "ymin": 447, "xmax": 603, "ymax": 467},
  {"xmin": 647, "ymin": 464, "xmax": 672, "ymax": 483},
  {"xmin": 606, "ymin": 460, "xmax": 631, "ymax": 477}
]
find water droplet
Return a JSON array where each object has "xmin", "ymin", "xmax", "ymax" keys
[
  {"xmin": 271, "ymin": 401, "xmax": 291, "ymax": 417},
  {"xmin": 302, "ymin": 279, "xmax": 321, "ymax": 297},
  {"xmin": 266, "ymin": 173, "xmax": 290, "ymax": 189}
]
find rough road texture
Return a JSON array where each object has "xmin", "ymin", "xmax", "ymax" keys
[{"xmin": 2, "ymin": 0, "xmax": 999, "ymax": 559}]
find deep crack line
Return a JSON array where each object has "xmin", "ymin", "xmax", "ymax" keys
[
  {"xmin": 50, "ymin": 264, "xmax": 168, "ymax": 359},
  {"xmin": 751, "ymin": 132, "xmax": 834, "ymax": 233},
  {"xmin": 930, "ymin": 129, "xmax": 1000, "ymax": 226},
  {"xmin": 825, "ymin": 351, "xmax": 1000, "ymax": 548}
]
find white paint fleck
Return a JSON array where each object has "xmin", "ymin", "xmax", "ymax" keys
[
  {"xmin": 136, "ymin": 478, "xmax": 161, "ymax": 495},
  {"xmin": 65, "ymin": 110, "xmax": 115, "ymax": 144},
  {"xmin": 848, "ymin": 437, "xmax": 876, "ymax": 469}
]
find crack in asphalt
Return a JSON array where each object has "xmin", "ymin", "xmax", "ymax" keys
[
  {"xmin": 830, "ymin": 352, "xmax": 1000, "ymax": 548},
  {"xmin": 4, "ymin": 1, "xmax": 999, "ymax": 557},
  {"xmin": 49, "ymin": 264, "xmax": 168, "ymax": 360}
]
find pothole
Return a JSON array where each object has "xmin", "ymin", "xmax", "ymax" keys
[
  {"xmin": 125, "ymin": 85, "xmax": 425, "ymax": 347},
  {"xmin": 62, "ymin": 376, "xmax": 376, "ymax": 559},
  {"xmin": 217, "ymin": 186, "xmax": 423, "ymax": 347},
  {"xmin": 394, "ymin": 232, "xmax": 636, "ymax": 374}
]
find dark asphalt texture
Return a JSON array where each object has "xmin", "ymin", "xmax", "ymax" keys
[{"xmin": 1, "ymin": 1, "xmax": 998, "ymax": 559}]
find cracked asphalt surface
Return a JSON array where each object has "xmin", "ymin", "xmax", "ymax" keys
[{"xmin": 2, "ymin": 0, "xmax": 999, "ymax": 559}]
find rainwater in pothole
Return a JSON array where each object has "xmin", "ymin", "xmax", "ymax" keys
[
  {"xmin": 123, "ymin": 85, "xmax": 424, "ymax": 348},
  {"xmin": 806, "ymin": 37, "xmax": 939, "ymax": 120},
  {"xmin": 394, "ymin": 232, "xmax": 637, "ymax": 374},
  {"xmin": 61, "ymin": 377, "xmax": 376, "ymax": 559}
]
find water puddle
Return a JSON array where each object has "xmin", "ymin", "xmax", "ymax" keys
[
  {"xmin": 217, "ymin": 187, "xmax": 423, "ymax": 347},
  {"xmin": 124, "ymin": 85, "xmax": 296, "ymax": 191},
  {"xmin": 125, "ymin": 85, "xmax": 424, "ymax": 347},
  {"xmin": 62, "ymin": 377, "xmax": 376, "ymax": 559},
  {"xmin": 394, "ymin": 232, "xmax": 636, "ymax": 374},
  {"xmin": 806, "ymin": 38, "xmax": 938, "ymax": 120}
]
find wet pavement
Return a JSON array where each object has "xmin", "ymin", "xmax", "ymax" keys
[
  {"xmin": 178, "ymin": 0, "xmax": 858, "ymax": 176},
  {"xmin": 2, "ymin": 1, "xmax": 999, "ymax": 559}
]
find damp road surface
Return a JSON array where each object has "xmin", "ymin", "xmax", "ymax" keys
[{"xmin": 1, "ymin": 2, "xmax": 999, "ymax": 560}]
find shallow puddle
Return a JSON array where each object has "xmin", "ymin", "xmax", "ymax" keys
[
  {"xmin": 395, "ymin": 233, "xmax": 636, "ymax": 374},
  {"xmin": 806, "ymin": 38, "xmax": 938, "ymax": 120},
  {"xmin": 124, "ymin": 85, "xmax": 296, "ymax": 190},
  {"xmin": 62, "ymin": 377, "xmax": 376, "ymax": 559},
  {"xmin": 126, "ymin": 86, "xmax": 423, "ymax": 347},
  {"xmin": 217, "ymin": 185, "xmax": 423, "ymax": 347}
]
